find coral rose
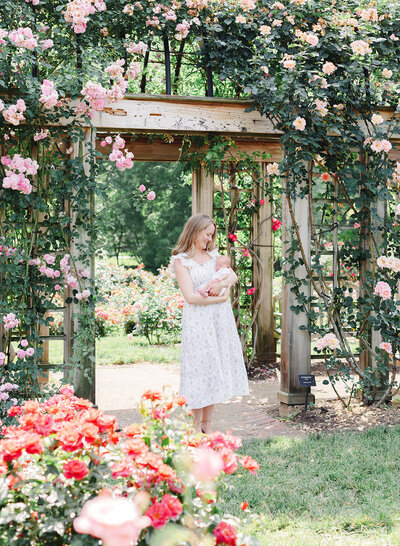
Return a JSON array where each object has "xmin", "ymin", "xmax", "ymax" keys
[{"xmin": 239, "ymin": 455, "xmax": 260, "ymax": 475}]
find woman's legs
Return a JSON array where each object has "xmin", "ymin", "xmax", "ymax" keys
[
  {"xmin": 191, "ymin": 408, "xmax": 203, "ymax": 432},
  {"xmin": 201, "ymin": 404, "xmax": 214, "ymax": 434}
]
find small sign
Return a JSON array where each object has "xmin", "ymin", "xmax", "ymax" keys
[{"xmin": 298, "ymin": 374, "xmax": 316, "ymax": 387}]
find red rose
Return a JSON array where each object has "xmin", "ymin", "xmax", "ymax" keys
[
  {"xmin": 214, "ymin": 521, "xmax": 237, "ymax": 545},
  {"xmin": 239, "ymin": 455, "xmax": 259, "ymax": 476},
  {"xmin": 174, "ymin": 396, "xmax": 187, "ymax": 407},
  {"xmin": 7, "ymin": 406, "xmax": 22, "ymax": 417},
  {"xmin": 95, "ymin": 412, "xmax": 117, "ymax": 433},
  {"xmin": 157, "ymin": 463, "xmax": 176, "ymax": 481},
  {"xmin": 145, "ymin": 502, "xmax": 170, "ymax": 529},
  {"xmin": 161, "ymin": 494, "xmax": 183, "ymax": 519},
  {"xmin": 63, "ymin": 459, "xmax": 89, "ymax": 480},
  {"xmin": 73, "ymin": 398, "xmax": 93, "ymax": 410}
]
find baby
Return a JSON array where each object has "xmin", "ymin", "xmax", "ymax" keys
[{"xmin": 197, "ymin": 255, "xmax": 231, "ymax": 297}]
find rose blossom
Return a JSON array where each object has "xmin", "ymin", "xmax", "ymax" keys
[
  {"xmin": 147, "ymin": 191, "xmax": 156, "ymax": 201},
  {"xmin": 192, "ymin": 447, "xmax": 224, "ymax": 481},
  {"xmin": 379, "ymin": 342, "xmax": 392, "ymax": 355},
  {"xmin": 283, "ymin": 59, "xmax": 296, "ymax": 70},
  {"xmin": 316, "ymin": 333, "xmax": 340, "ymax": 351},
  {"xmin": 371, "ymin": 114, "xmax": 384, "ymax": 125},
  {"xmin": 63, "ymin": 459, "xmax": 89, "ymax": 480},
  {"xmin": 213, "ymin": 521, "xmax": 237, "ymax": 545},
  {"xmin": 266, "ymin": 162, "xmax": 279, "ymax": 176},
  {"xmin": 293, "ymin": 116, "xmax": 306, "ymax": 131},
  {"xmin": 351, "ymin": 40, "xmax": 372, "ymax": 56},
  {"xmin": 260, "ymin": 25, "xmax": 271, "ymax": 35},
  {"xmin": 322, "ymin": 62, "xmax": 337, "ymax": 75},
  {"xmin": 374, "ymin": 281, "xmax": 392, "ymax": 300}
]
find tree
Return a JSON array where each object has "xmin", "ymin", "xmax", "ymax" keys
[{"xmin": 96, "ymin": 161, "xmax": 191, "ymax": 272}]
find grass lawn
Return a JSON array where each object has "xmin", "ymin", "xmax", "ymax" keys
[
  {"xmin": 224, "ymin": 428, "xmax": 400, "ymax": 545},
  {"xmin": 48, "ymin": 335, "xmax": 180, "ymax": 366}
]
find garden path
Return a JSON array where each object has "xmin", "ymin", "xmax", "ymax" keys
[{"xmin": 94, "ymin": 364, "xmax": 343, "ymax": 439}]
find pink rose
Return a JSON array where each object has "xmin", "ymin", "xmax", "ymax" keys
[
  {"xmin": 192, "ymin": 447, "xmax": 224, "ymax": 481},
  {"xmin": 139, "ymin": 185, "xmax": 146, "ymax": 192},
  {"xmin": 74, "ymin": 492, "xmax": 151, "ymax": 546},
  {"xmin": 147, "ymin": 191, "xmax": 156, "ymax": 201}
]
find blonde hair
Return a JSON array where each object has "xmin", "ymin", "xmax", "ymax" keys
[{"xmin": 172, "ymin": 214, "xmax": 217, "ymax": 257}]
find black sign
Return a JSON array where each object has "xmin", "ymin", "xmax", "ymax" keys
[{"xmin": 298, "ymin": 374, "xmax": 316, "ymax": 387}]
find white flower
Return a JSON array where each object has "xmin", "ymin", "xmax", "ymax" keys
[{"xmin": 371, "ymin": 114, "xmax": 384, "ymax": 125}]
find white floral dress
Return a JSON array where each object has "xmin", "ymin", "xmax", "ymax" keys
[{"xmin": 171, "ymin": 249, "xmax": 249, "ymax": 409}]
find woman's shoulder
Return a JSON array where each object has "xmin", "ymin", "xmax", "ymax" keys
[{"xmin": 170, "ymin": 252, "xmax": 192, "ymax": 271}]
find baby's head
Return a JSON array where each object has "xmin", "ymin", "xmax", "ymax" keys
[{"xmin": 215, "ymin": 255, "xmax": 231, "ymax": 271}]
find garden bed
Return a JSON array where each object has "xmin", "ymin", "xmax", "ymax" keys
[{"xmin": 270, "ymin": 398, "xmax": 400, "ymax": 435}]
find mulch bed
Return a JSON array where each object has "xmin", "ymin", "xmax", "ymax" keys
[
  {"xmin": 270, "ymin": 398, "xmax": 400, "ymax": 434},
  {"xmin": 250, "ymin": 359, "xmax": 400, "ymax": 434}
]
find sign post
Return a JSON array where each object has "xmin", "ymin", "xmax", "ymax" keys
[{"xmin": 298, "ymin": 374, "xmax": 316, "ymax": 411}]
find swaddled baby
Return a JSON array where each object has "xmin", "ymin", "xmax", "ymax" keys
[{"xmin": 197, "ymin": 254, "xmax": 231, "ymax": 297}]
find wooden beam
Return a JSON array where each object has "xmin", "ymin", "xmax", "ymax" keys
[
  {"xmin": 91, "ymin": 94, "xmax": 280, "ymax": 136},
  {"xmin": 96, "ymin": 135, "xmax": 283, "ymax": 163}
]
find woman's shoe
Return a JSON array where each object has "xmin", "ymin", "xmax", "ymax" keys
[{"xmin": 200, "ymin": 421, "xmax": 211, "ymax": 434}]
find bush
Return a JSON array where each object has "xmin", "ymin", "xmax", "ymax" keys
[{"xmin": 0, "ymin": 387, "xmax": 259, "ymax": 545}]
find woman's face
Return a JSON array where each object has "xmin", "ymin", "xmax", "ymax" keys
[{"xmin": 194, "ymin": 223, "xmax": 215, "ymax": 251}]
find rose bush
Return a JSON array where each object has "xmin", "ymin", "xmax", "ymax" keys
[
  {"xmin": 96, "ymin": 261, "xmax": 184, "ymax": 343},
  {"xmin": 0, "ymin": 386, "xmax": 259, "ymax": 545}
]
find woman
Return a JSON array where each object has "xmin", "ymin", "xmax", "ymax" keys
[{"xmin": 171, "ymin": 214, "xmax": 249, "ymax": 433}]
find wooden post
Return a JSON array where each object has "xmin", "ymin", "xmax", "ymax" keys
[
  {"xmin": 253, "ymin": 163, "xmax": 275, "ymax": 364},
  {"xmin": 359, "ymin": 195, "xmax": 387, "ymax": 397},
  {"xmin": 192, "ymin": 166, "xmax": 214, "ymax": 217},
  {"xmin": 278, "ymin": 174, "xmax": 314, "ymax": 412},
  {"xmin": 66, "ymin": 127, "xmax": 96, "ymax": 403}
]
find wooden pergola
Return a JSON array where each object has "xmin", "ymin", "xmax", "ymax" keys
[{"xmin": 63, "ymin": 95, "xmax": 400, "ymax": 410}]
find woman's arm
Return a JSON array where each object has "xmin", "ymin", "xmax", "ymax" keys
[
  {"xmin": 174, "ymin": 259, "xmax": 230, "ymax": 305},
  {"xmin": 206, "ymin": 269, "xmax": 238, "ymax": 296}
]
